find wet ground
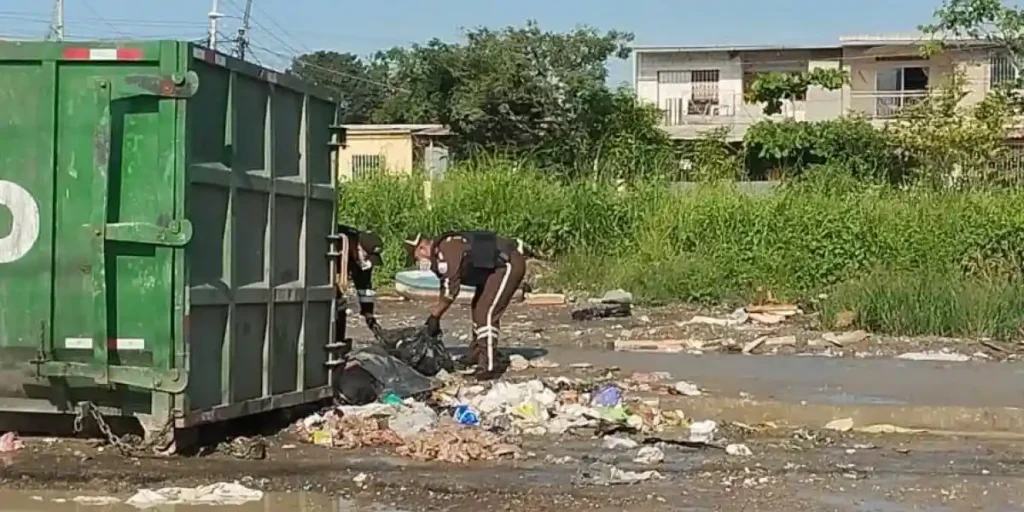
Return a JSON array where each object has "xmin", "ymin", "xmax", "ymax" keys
[
  {"xmin": 3, "ymin": 429, "xmax": 1024, "ymax": 511},
  {"xmin": 2, "ymin": 299, "xmax": 1023, "ymax": 511},
  {"xmin": 363, "ymin": 298, "xmax": 1022, "ymax": 362}
]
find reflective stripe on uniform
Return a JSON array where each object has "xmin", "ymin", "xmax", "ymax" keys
[{"xmin": 356, "ymin": 289, "xmax": 375, "ymax": 304}]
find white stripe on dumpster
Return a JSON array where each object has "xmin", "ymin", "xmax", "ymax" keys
[
  {"xmin": 63, "ymin": 337, "xmax": 146, "ymax": 350},
  {"xmin": 0, "ymin": 180, "xmax": 40, "ymax": 264}
]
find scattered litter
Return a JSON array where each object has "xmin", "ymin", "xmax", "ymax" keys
[
  {"xmin": 545, "ymin": 454, "xmax": 575, "ymax": 464},
  {"xmin": 748, "ymin": 313, "xmax": 784, "ymax": 325},
  {"xmin": 599, "ymin": 289, "xmax": 633, "ymax": 305},
  {"xmin": 824, "ymin": 418, "xmax": 855, "ymax": 432},
  {"xmin": 0, "ymin": 432, "xmax": 23, "ymax": 453},
  {"xmin": 389, "ymin": 402, "xmax": 438, "ymax": 439},
  {"xmin": 397, "ymin": 428, "xmax": 516, "ymax": 463},
  {"xmin": 856, "ymin": 424, "xmax": 925, "ymax": 434},
  {"xmin": 822, "ymin": 330, "xmax": 870, "ymax": 347},
  {"xmin": 671, "ymin": 381, "xmax": 702, "ymax": 397},
  {"xmin": 602, "ymin": 436, "xmax": 639, "ymax": 450},
  {"xmin": 569, "ymin": 362, "xmax": 593, "ymax": 369},
  {"xmin": 633, "ymin": 446, "xmax": 664, "ymax": 465},
  {"xmin": 613, "ymin": 339, "xmax": 694, "ymax": 353},
  {"xmin": 524, "ymin": 293, "xmax": 567, "ymax": 306},
  {"xmin": 591, "ymin": 384, "xmax": 623, "ymax": 407},
  {"xmin": 508, "ymin": 354, "xmax": 530, "ymax": 371},
  {"xmin": 726, "ymin": 443, "xmax": 752, "ymax": 456},
  {"xmin": 72, "ymin": 496, "xmax": 121, "ymax": 506},
  {"xmin": 742, "ymin": 337, "xmax": 767, "ymax": 354},
  {"xmin": 352, "ymin": 473, "xmax": 368, "ymax": 484},
  {"xmin": 594, "ymin": 465, "xmax": 664, "ymax": 485},
  {"xmin": 125, "ymin": 482, "xmax": 263, "ymax": 508},
  {"xmin": 764, "ymin": 335, "xmax": 797, "ymax": 347},
  {"xmin": 688, "ymin": 420, "xmax": 718, "ymax": 443},
  {"xmin": 685, "ymin": 308, "xmax": 748, "ymax": 327},
  {"xmin": 453, "ymin": 405, "xmax": 481, "ymax": 426},
  {"xmin": 897, "ymin": 350, "xmax": 971, "ymax": 362},
  {"xmin": 571, "ymin": 303, "xmax": 631, "ymax": 321},
  {"xmin": 528, "ymin": 358, "xmax": 560, "ymax": 369},
  {"xmin": 745, "ymin": 304, "xmax": 800, "ymax": 316},
  {"xmin": 381, "ymin": 392, "xmax": 403, "ymax": 405}
]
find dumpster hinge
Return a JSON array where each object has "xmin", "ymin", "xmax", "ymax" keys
[{"xmin": 104, "ymin": 220, "xmax": 193, "ymax": 247}]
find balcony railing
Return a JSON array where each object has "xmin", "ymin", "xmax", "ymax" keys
[
  {"xmin": 848, "ymin": 90, "xmax": 930, "ymax": 119},
  {"xmin": 657, "ymin": 92, "xmax": 806, "ymax": 127}
]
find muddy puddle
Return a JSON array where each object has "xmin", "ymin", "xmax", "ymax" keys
[{"xmin": 0, "ymin": 490, "xmax": 408, "ymax": 512}]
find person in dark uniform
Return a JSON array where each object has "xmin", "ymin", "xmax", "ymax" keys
[
  {"xmin": 335, "ymin": 225, "xmax": 384, "ymax": 339},
  {"xmin": 405, "ymin": 230, "xmax": 527, "ymax": 380}
]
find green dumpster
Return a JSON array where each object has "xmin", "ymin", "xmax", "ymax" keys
[{"xmin": 0, "ymin": 40, "xmax": 343, "ymax": 448}]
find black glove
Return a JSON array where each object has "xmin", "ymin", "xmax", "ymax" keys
[
  {"xmin": 364, "ymin": 315, "xmax": 382, "ymax": 337},
  {"xmin": 424, "ymin": 315, "xmax": 441, "ymax": 337}
]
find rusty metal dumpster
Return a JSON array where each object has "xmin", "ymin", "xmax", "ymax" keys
[{"xmin": 0, "ymin": 40, "xmax": 342, "ymax": 447}]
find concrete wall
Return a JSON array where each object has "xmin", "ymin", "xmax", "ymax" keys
[{"xmin": 337, "ymin": 131, "xmax": 414, "ymax": 181}]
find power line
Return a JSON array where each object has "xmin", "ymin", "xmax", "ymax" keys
[
  {"xmin": 80, "ymin": 0, "xmax": 130, "ymax": 39},
  {"xmin": 247, "ymin": 41, "xmax": 409, "ymax": 92}
]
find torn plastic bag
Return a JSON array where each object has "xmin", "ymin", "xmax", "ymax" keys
[
  {"xmin": 334, "ymin": 345, "xmax": 437, "ymax": 406},
  {"xmin": 377, "ymin": 326, "xmax": 455, "ymax": 377}
]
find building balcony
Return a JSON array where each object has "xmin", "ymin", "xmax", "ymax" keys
[
  {"xmin": 656, "ymin": 92, "xmax": 807, "ymax": 140},
  {"xmin": 848, "ymin": 90, "xmax": 930, "ymax": 120}
]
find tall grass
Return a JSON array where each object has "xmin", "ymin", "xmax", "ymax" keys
[{"xmin": 338, "ymin": 163, "xmax": 1024, "ymax": 338}]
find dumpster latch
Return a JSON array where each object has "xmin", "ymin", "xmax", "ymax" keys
[
  {"xmin": 33, "ymin": 362, "xmax": 188, "ymax": 394},
  {"xmin": 119, "ymin": 72, "xmax": 199, "ymax": 99},
  {"xmin": 104, "ymin": 220, "xmax": 193, "ymax": 247}
]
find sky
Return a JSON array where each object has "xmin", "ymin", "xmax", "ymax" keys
[{"xmin": 0, "ymin": 0, "xmax": 950, "ymax": 84}]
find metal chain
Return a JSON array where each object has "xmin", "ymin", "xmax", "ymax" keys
[{"xmin": 72, "ymin": 402, "xmax": 175, "ymax": 457}]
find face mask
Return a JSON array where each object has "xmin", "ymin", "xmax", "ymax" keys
[{"xmin": 356, "ymin": 246, "xmax": 373, "ymax": 270}]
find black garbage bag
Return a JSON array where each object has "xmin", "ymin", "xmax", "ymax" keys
[
  {"xmin": 334, "ymin": 344, "xmax": 437, "ymax": 406},
  {"xmin": 376, "ymin": 326, "xmax": 454, "ymax": 377}
]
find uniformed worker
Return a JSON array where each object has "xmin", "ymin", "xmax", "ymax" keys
[
  {"xmin": 336, "ymin": 225, "xmax": 384, "ymax": 339},
  {"xmin": 406, "ymin": 230, "xmax": 527, "ymax": 380}
]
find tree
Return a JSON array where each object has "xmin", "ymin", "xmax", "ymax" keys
[
  {"xmin": 884, "ymin": 70, "xmax": 1013, "ymax": 187},
  {"xmin": 289, "ymin": 51, "xmax": 387, "ymax": 123},
  {"xmin": 744, "ymin": 68, "xmax": 848, "ymax": 116}
]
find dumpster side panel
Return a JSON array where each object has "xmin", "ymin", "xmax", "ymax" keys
[
  {"xmin": 0, "ymin": 41, "xmax": 185, "ymax": 422},
  {"xmin": 0, "ymin": 58, "xmax": 57, "ymax": 398},
  {"xmin": 184, "ymin": 47, "xmax": 338, "ymax": 424}
]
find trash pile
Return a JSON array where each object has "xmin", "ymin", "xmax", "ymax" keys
[
  {"xmin": 296, "ymin": 370, "xmax": 707, "ymax": 463},
  {"xmin": 684, "ymin": 304, "xmax": 802, "ymax": 328}
]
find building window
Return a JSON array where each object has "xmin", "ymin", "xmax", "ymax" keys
[
  {"xmin": 991, "ymin": 52, "xmax": 1019, "ymax": 87},
  {"xmin": 351, "ymin": 154, "xmax": 385, "ymax": 179},
  {"xmin": 874, "ymin": 66, "xmax": 929, "ymax": 118},
  {"xmin": 688, "ymin": 69, "xmax": 720, "ymax": 115}
]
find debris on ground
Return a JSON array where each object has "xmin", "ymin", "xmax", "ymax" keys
[
  {"xmin": 528, "ymin": 358, "xmax": 560, "ymax": 369},
  {"xmin": 508, "ymin": 354, "xmax": 530, "ymax": 371},
  {"xmin": 824, "ymin": 417, "xmax": 855, "ymax": 432},
  {"xmin": 596, "ymin": 289, "xmax": 633, "ymax": 305},
  {"xmin": 524, "ymin": 292, "xmax": 567, "ymax": 306},
  {"xmin": 587, "ymin": 465, "xmax": 665, "ymax": 485},
  {"xmin": 0, "ymin": 432, "xmax": 23, "ymax": 453},
  {"xmin": 856, "ymin": 424, "xmax": 925, "ymax": 434},
  {"xmin": 822, "ymin": 330, "xmax": 870, "ymax": 347},
  {"xmin": 72, "ymin": 496, "xmax": 121, "ymax": 506},
  {"xmin": 688, "ymin": 420, "xmax": 718, "ymax": 443},
  {"xmin": 397, "ymin": 428, "xmax": 518, "ymax": 463},
  {"xmin": 571, "ymin": 303, "xmax": 631, "ymax": 321},
  {"xmin": 613, "ymin": 339, "xmax": 703, "ymax": 353},
  {"xmin": 633, "ymin": 446, "xmax": 664, "ymax": 465},
  {"xmin": 726, "ymin": 443, "xmax": 753, "ymax": 456},
  {"xmin": 215, "ymin": 436, "xmax": 268, "ymax": 460},
  {"xmin": 602, "ymin": 436, "xmax": 639, "ymax": 450},
  {"xmin": 685, "ymin": 308, "xmax": 749, "ymax": 327},
  {"xmin": 896, "ymin": 350, "xmax": 971, "ymax": 362},
  {"xmin": 125, "ymin": 482, "xmax": 263, "ymax": 508},
  {"xmin": 671, "ymin": 381, "xmax": 702, "ymax": 396}
]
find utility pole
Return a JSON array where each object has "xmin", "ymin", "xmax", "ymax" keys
[
  {"xmin": 207, "ymin": 0, "xmax": 223, "ymax": 49},
  {"xmin": 47, "ymin": 0, "xmax": 65, "ymax": 41},
  {"xmin": 234, "ymin": 0, "xmax": 253, "ymax": 59}
]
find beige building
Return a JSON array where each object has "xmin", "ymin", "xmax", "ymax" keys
[
  {"xmin": 337, "ymin": 124, "xmax": 451, "ymax": 181},
  {"xmin": 633, "ymin": 35, "xmax": 1008, "ymax": 141}
]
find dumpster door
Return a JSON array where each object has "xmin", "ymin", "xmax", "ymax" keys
[{"xmin": 37, "ymin": 46, "xmax": 197, "ymax": 394}]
